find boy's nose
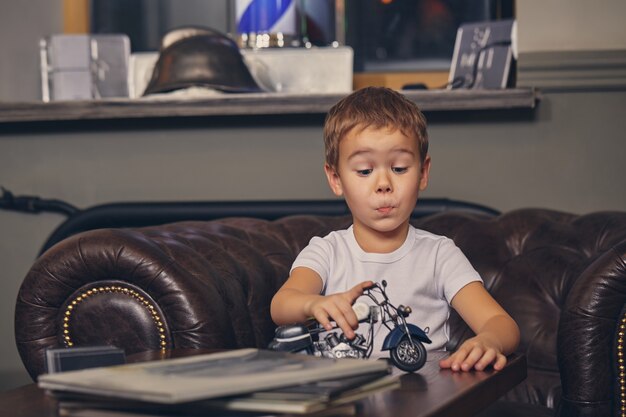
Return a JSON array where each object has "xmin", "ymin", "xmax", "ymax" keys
[{"xmin": 376, "ymin": 176, "xmax": 392, "ymax": 193}]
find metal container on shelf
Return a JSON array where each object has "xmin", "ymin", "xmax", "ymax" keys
[{"xmin": 40, "ymin": 34, "xmax": 130, "ymax": 101}]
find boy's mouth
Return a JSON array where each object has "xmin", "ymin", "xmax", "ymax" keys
[{"xmin": 376, "ymin": 206, "xmax": 394, "ymax": 215}]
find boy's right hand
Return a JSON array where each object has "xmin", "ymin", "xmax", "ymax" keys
[{"xmin": 305, "ymin": 281, "xmax": 373, "ymax": 339}]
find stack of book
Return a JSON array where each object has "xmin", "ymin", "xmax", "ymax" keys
[{"xmin": 39, "ymin": 348, "xmax": 399, "ymax": 417}]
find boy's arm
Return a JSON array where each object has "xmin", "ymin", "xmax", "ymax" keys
[
  {"xmin": 270, "ymin": 267, "xmax": 372, "ymax": 339},
  {"xmin": 439, "ymin": 281, "xmax": 520, "ymax": 372}
]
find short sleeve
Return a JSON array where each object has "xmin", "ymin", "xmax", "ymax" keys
[
  {"xmin": 435, "ymin": 238, "xmax": 483, "ymax": 304},
  {"xmin": 290, "ymin": 236, "xmax": 333, "ymax": 291}
]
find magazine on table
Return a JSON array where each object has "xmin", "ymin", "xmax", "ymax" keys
[
  {"xmin": 39, "ymin": 348, "xmax": 391, "ymax": 404},
  {"xmin": 57, "ymin": 402, "xmax": 359, "ymax": 417},
  {"xmin": 55, "ymin": 372, "xmax": 398, "ymax": 415},
  {"xmin": 209, "ymin": 372, "xmax": 399, "ymax": 413}
]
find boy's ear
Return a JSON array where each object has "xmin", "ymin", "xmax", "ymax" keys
[
  {"xmin": 324, "ymin": 163, "xmax": 343, "ymax": 196},
  {"xmin": 419, "ymin": 156, "xmax": 431, "ymax": 191}
]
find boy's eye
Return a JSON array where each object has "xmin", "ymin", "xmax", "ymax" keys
[
  {"xmin": 356, "ymin": 169, "xmax": 373, "ymax": 176},
  {"xmin": 392, "ymin": 167, "xmax": 408, "ymax": 174}
]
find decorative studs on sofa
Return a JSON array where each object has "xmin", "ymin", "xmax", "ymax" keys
[
  {"xmin": 618, "ymin": 314, "xmax": 626, "ymax": 417},
  {"xmin": 62, "ymin": 285, "xmax": 167, "ymax": 350}
]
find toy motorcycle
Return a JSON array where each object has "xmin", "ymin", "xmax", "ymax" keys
[{"xmin": 268, "ymin": 280, "xmax": 431, "ymax": 372}]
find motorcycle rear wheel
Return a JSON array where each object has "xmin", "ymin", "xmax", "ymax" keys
[{"xmin": 390, "ymin": 335, "xmax": 427, "ymax": 372}]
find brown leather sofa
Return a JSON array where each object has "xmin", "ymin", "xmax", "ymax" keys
[{"xmin": 14, "ymin": 207, "xmax": 626, "ymax": 416}]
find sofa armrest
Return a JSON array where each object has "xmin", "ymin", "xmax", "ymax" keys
[
  {"xmin": 557, "ymin": 239, "xmax": 626, "ymax": 417},
  {"xmin": 14, "ymin": 220, "xmax": 300, "ymax": 380}
]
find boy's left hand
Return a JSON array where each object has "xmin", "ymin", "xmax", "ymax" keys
[
  {"xmin": 443, "ymin": 282, "xmax": 519, "ymax": 372},
  {"xmin": 439, "ymin": 334, "xmax": 507, "ymax": 372}
]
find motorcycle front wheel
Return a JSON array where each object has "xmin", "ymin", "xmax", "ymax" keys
[{"xmin": 390, "ymin": 335, "xmax": 427, "ymax": 372}]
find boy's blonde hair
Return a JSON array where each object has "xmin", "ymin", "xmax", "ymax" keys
[{"xmin": 323, "ymin": 87, "xmax": 429, "ymax": 170}]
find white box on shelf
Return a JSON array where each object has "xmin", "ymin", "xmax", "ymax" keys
[
  {"xmin": 242, "ymin": 46, "xmax": 353, "ymax": 94},
  {"xmin": 128, "ymin": 52, "xmax": 159, "ymax": 99},
  {"xmin": 129, "ymin": 46, "xmax": 353, "ymax": 98}
]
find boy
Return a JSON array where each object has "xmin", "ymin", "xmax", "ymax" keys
[{"xmin": 271, "ymin": 87, "xmax": 519, "ymax": 372}]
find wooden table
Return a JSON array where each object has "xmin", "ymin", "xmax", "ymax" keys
[{"xmin": 0, "ymin": 349, "xmax": 526, "ymax": 417}]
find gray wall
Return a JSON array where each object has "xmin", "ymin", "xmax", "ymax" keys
[
  {"xmin": 1, "ymin": 0, "xmax": 625, "ymax": 391},
  {"xmin": 516, "ymin": 1, "xmax": 626, "ymax": 53},
  {"xmin": 0, "ymin": 0, "xmax": 62, "ymax": 102}
]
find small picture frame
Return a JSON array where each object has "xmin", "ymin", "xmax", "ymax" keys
[{"xmin": 448, "ymin": 19, "xmax": 515, "ymax": 89}]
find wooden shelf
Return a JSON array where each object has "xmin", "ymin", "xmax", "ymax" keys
[{"xmin": 0, "ymin": 89, "xmax": 538, "ymax": 124}]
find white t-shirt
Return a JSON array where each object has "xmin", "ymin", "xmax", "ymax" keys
[{"xmin": 290, "ymin": 225, "xmax": 482, "ymax": 357}]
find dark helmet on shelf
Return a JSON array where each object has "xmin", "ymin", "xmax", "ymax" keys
[{"xmin": 143, "ymin": 27, "xmax": 263, "ymax": 95}]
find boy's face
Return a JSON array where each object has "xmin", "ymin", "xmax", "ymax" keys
[{"xmin": 325, "ymin": 125, "xmax": 430, "ymax": 238}]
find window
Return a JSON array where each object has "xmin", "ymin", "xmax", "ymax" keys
[
  {"xmin": 345, "ymin": 0, "xmax": 514, "ymax": 72},
  {"xmin": 88, "ymin": 0, "xmax": 514, "ymax": 73}
]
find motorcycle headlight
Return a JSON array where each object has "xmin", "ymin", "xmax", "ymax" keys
[{"xmin": 398, "ymin": 305, "xmax": 412, "ymax": 317}]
